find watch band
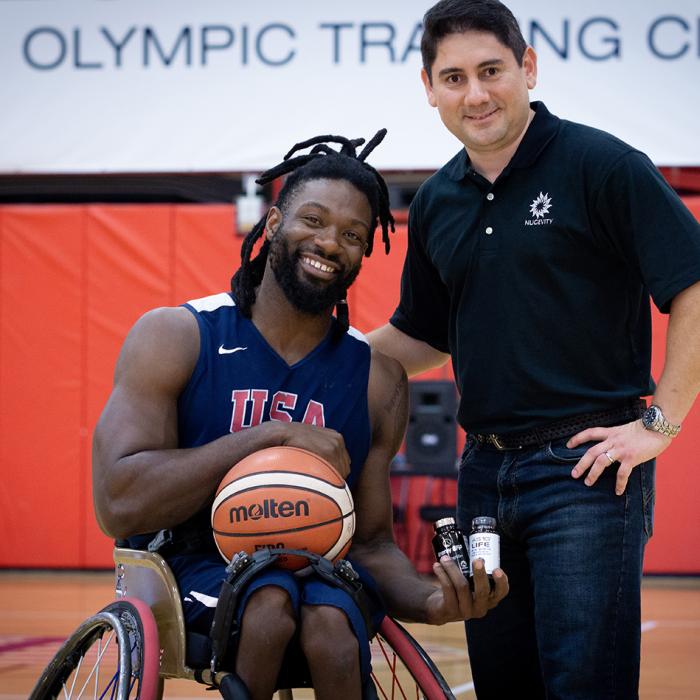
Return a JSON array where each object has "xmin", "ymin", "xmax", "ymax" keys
[{"xmin": 642, "ymin": 404, "xmax": 681, "ymax": 438}]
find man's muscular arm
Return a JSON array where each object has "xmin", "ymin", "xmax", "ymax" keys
[
  {"xmin": 92, "ymin": 307, "xmax": 351, "ymax": 539},
  {"xmin": 348, "ymin": 350, "xmax": 508, "ymax": 624}
]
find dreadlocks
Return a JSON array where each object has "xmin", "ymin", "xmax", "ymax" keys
[{"xmin": 231, "ymin": 129, "xmax": 395, "ymax": 335}]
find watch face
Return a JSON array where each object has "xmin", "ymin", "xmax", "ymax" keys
[{"xmin": 642, "ymin": 406, "xmax": 660, "ymax": 428}]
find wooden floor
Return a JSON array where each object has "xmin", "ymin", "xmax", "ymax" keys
[{"xmin": 1, "ymin": 571, "xmax": 698, "ymax": 699}]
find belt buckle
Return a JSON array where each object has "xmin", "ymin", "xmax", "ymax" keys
[{"xmin": 488, "ymin": 433, "xmax": 508, "ymax": 450}]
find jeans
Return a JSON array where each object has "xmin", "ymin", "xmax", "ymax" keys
[{"xmin": 458, "ymin": 436, "xmax": 655, "ymax": 700}]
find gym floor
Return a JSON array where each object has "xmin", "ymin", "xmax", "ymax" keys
[{"xmin": 1, "ymin": 571, "xmax": 698, "ymax": 699}]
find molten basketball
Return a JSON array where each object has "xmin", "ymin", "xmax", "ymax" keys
[{"xmin": 211, "ymin": 446, "xmax": 355, "ymax": 570}]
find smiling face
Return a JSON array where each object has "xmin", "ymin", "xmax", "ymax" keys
[
  {"xmin": 422, "ymin": 30, "xmax": 537, "ymax": 157},
  {"xmin": 265, "ymin": 178, "xmax": 372, "ymax": 315}
]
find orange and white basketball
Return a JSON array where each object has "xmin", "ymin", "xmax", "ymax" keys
[{"xmin": 211, "ymin": 446, "xmax": 355, "ymax": 570}]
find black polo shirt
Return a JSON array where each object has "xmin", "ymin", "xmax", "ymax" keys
[{"xmin": 391, "ymin": 102, "xmax": 700, "ymax": 434}]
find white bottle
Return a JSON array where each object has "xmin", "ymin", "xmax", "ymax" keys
[{"xmin": 468, "ymin": 516, "xmax": 500, "ymax": 580}]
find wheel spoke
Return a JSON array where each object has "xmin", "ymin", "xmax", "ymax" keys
[
  {"xmin": 372, "ymin": 635, "xmax": 412, "ymax": 700},
  {"xmin": 94, "ymin": 635, "xmax": 100, "ymax": 700},
  {"xmin": 371, "ymin": 618, "xmax": 456, "ymax": 700},
  {"xmin": 98, "ymin": 670, "xmax": 119, "ymax": 700},
  {"xmin": 371, "ymin": 671, "xmax": 388, "ymax": 700},
  {"xmin": 390, "ymin": 639, "xmax": 409, "ymax": 700},
  {"xmin": 73, "ymin": 631, "xmax": 114, "ymax": 698},
  {"xmin": 64, "ymin": 649, "xmax": 84, "ymax": 699}
]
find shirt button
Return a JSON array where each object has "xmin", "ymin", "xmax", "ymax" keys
[
  {"xmin": 485, "ymin": 226, "xmax": 493, "ymax": 235},
  {"xmin": 486, "ymin": 193, "xmax": 495, "ymax": 201}
]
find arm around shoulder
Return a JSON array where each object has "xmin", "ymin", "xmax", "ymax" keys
[{"xmin": 367, "ymin": 323, "xmax": 449, "ymax": 378}]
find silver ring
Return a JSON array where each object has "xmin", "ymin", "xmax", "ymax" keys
[{"xmin": 604, "ymin": 451, "xmax": 615, "ymax": 465}]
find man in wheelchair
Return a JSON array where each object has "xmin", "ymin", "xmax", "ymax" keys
[{"xmin": 92, "ymin": 130, "xmax": 508, "ymax": 699}]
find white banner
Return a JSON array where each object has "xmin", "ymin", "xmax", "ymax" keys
[{"xmin": 2, "ymin": 0, "xmax": 699, "ymax": 173}]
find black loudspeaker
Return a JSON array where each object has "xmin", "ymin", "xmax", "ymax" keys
[{"xmin": 405, "ymin": 380, "xmax": 458, "ymax": 475}]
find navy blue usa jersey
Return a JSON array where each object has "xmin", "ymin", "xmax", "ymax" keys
[
  {"xmin": 128, "ymin": 292, "xmax": 372, "ymax": 552},
  {"xmin": 178, "ymin": 292, "xmax": 372, "ymax": 489}
]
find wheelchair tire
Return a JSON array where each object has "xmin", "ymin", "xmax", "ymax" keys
[
  {"xmin": 29, "ymin": 598, "xmax": 160, "ymax": 700},
  {"xmin": 371, "ymin": 617, "xmax": 456, "ymax": 700}
]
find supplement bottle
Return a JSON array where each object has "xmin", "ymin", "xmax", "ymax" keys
[
  {"xmin": 468, "ymin": 516, "xmax": 500, "ymax": 586},
  {"xmin": 432, "ymin": 517, "xmax": 469, "ymax": 579}
]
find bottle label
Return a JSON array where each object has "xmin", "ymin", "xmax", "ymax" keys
[
  {"xmin": 433, "ymin": 532, "xmax": 470, "ymax": 578},
  {"xmin": 469, "ymin": 532, "xmax": 500, "ymax": 575}
]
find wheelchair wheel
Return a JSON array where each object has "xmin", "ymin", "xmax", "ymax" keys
[
  {"xmin": 370, "ymin": 617, "xmax": 456, "ymax": 700},
  {"xmin": 29, "ymin": 598, "xmax": 160, "ymax": 700}
]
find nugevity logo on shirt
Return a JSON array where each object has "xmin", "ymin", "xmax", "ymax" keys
[{"xmin": 524, "ymin": 191, "xmax": 553, "ymax": 226}]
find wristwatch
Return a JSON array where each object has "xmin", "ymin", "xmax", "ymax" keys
[{"xmin": 641, "ymin": 404, "xmax": 681, "ymax": 438}]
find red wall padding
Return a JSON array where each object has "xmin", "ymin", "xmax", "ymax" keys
[
  {"xmin": 1, "ymin": 207, "xmax": 84, "ymax": 567},
  {"xmin": 0, "ymin": 202, "xmax": 698, "ymax": 573},
  {"xmin": 0, "ymin": 205, "xmax": 237, "ymax": 568}
]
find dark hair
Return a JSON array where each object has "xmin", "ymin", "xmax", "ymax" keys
[
  {"xmin": 421, "ymin": 0, "xmax": 527, "ymax": 80},
  {"xmin": 231, "ymin": 130, "xmax": 395, "ymax": 334}
]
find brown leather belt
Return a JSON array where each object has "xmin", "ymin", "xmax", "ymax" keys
[{"xmin": 471, "ymin": 400, "xmax": 647, "ymax": 450}]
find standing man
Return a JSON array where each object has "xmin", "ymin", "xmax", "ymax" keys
[
  {"xmin": 368, "ymin": 1, "xmax": 700, "ymax": 698},
  {"xmin": 92, "ymin": 131, "xmax": 507, "ymax": 700}
]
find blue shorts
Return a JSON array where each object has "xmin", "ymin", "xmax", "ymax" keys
[{"xmin": 167, "ymin": 552, "xmax": 385, "ymax": 683}]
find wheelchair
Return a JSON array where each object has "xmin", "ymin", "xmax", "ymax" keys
[{"xmin": 29, "ymin": 546, "xmax": 457, "ymax": 699}]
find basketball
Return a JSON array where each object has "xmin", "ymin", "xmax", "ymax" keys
[{"xmin": 211, "ymin": 446, "xmax": 355, "ymax": 570}]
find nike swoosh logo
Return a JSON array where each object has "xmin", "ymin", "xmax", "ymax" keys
[{"xmin": 218, "ymin": 345, "xmax": 248, "ymax": 355}]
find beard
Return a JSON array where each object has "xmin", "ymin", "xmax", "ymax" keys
[{"xmin": 267, "ymin": 227, "xmax": 361, "ymax": 315}]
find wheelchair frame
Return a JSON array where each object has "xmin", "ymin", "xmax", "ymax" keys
[{"xmin": 29, "ymin": 547, "xmax": 457, "ymax": 700}]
